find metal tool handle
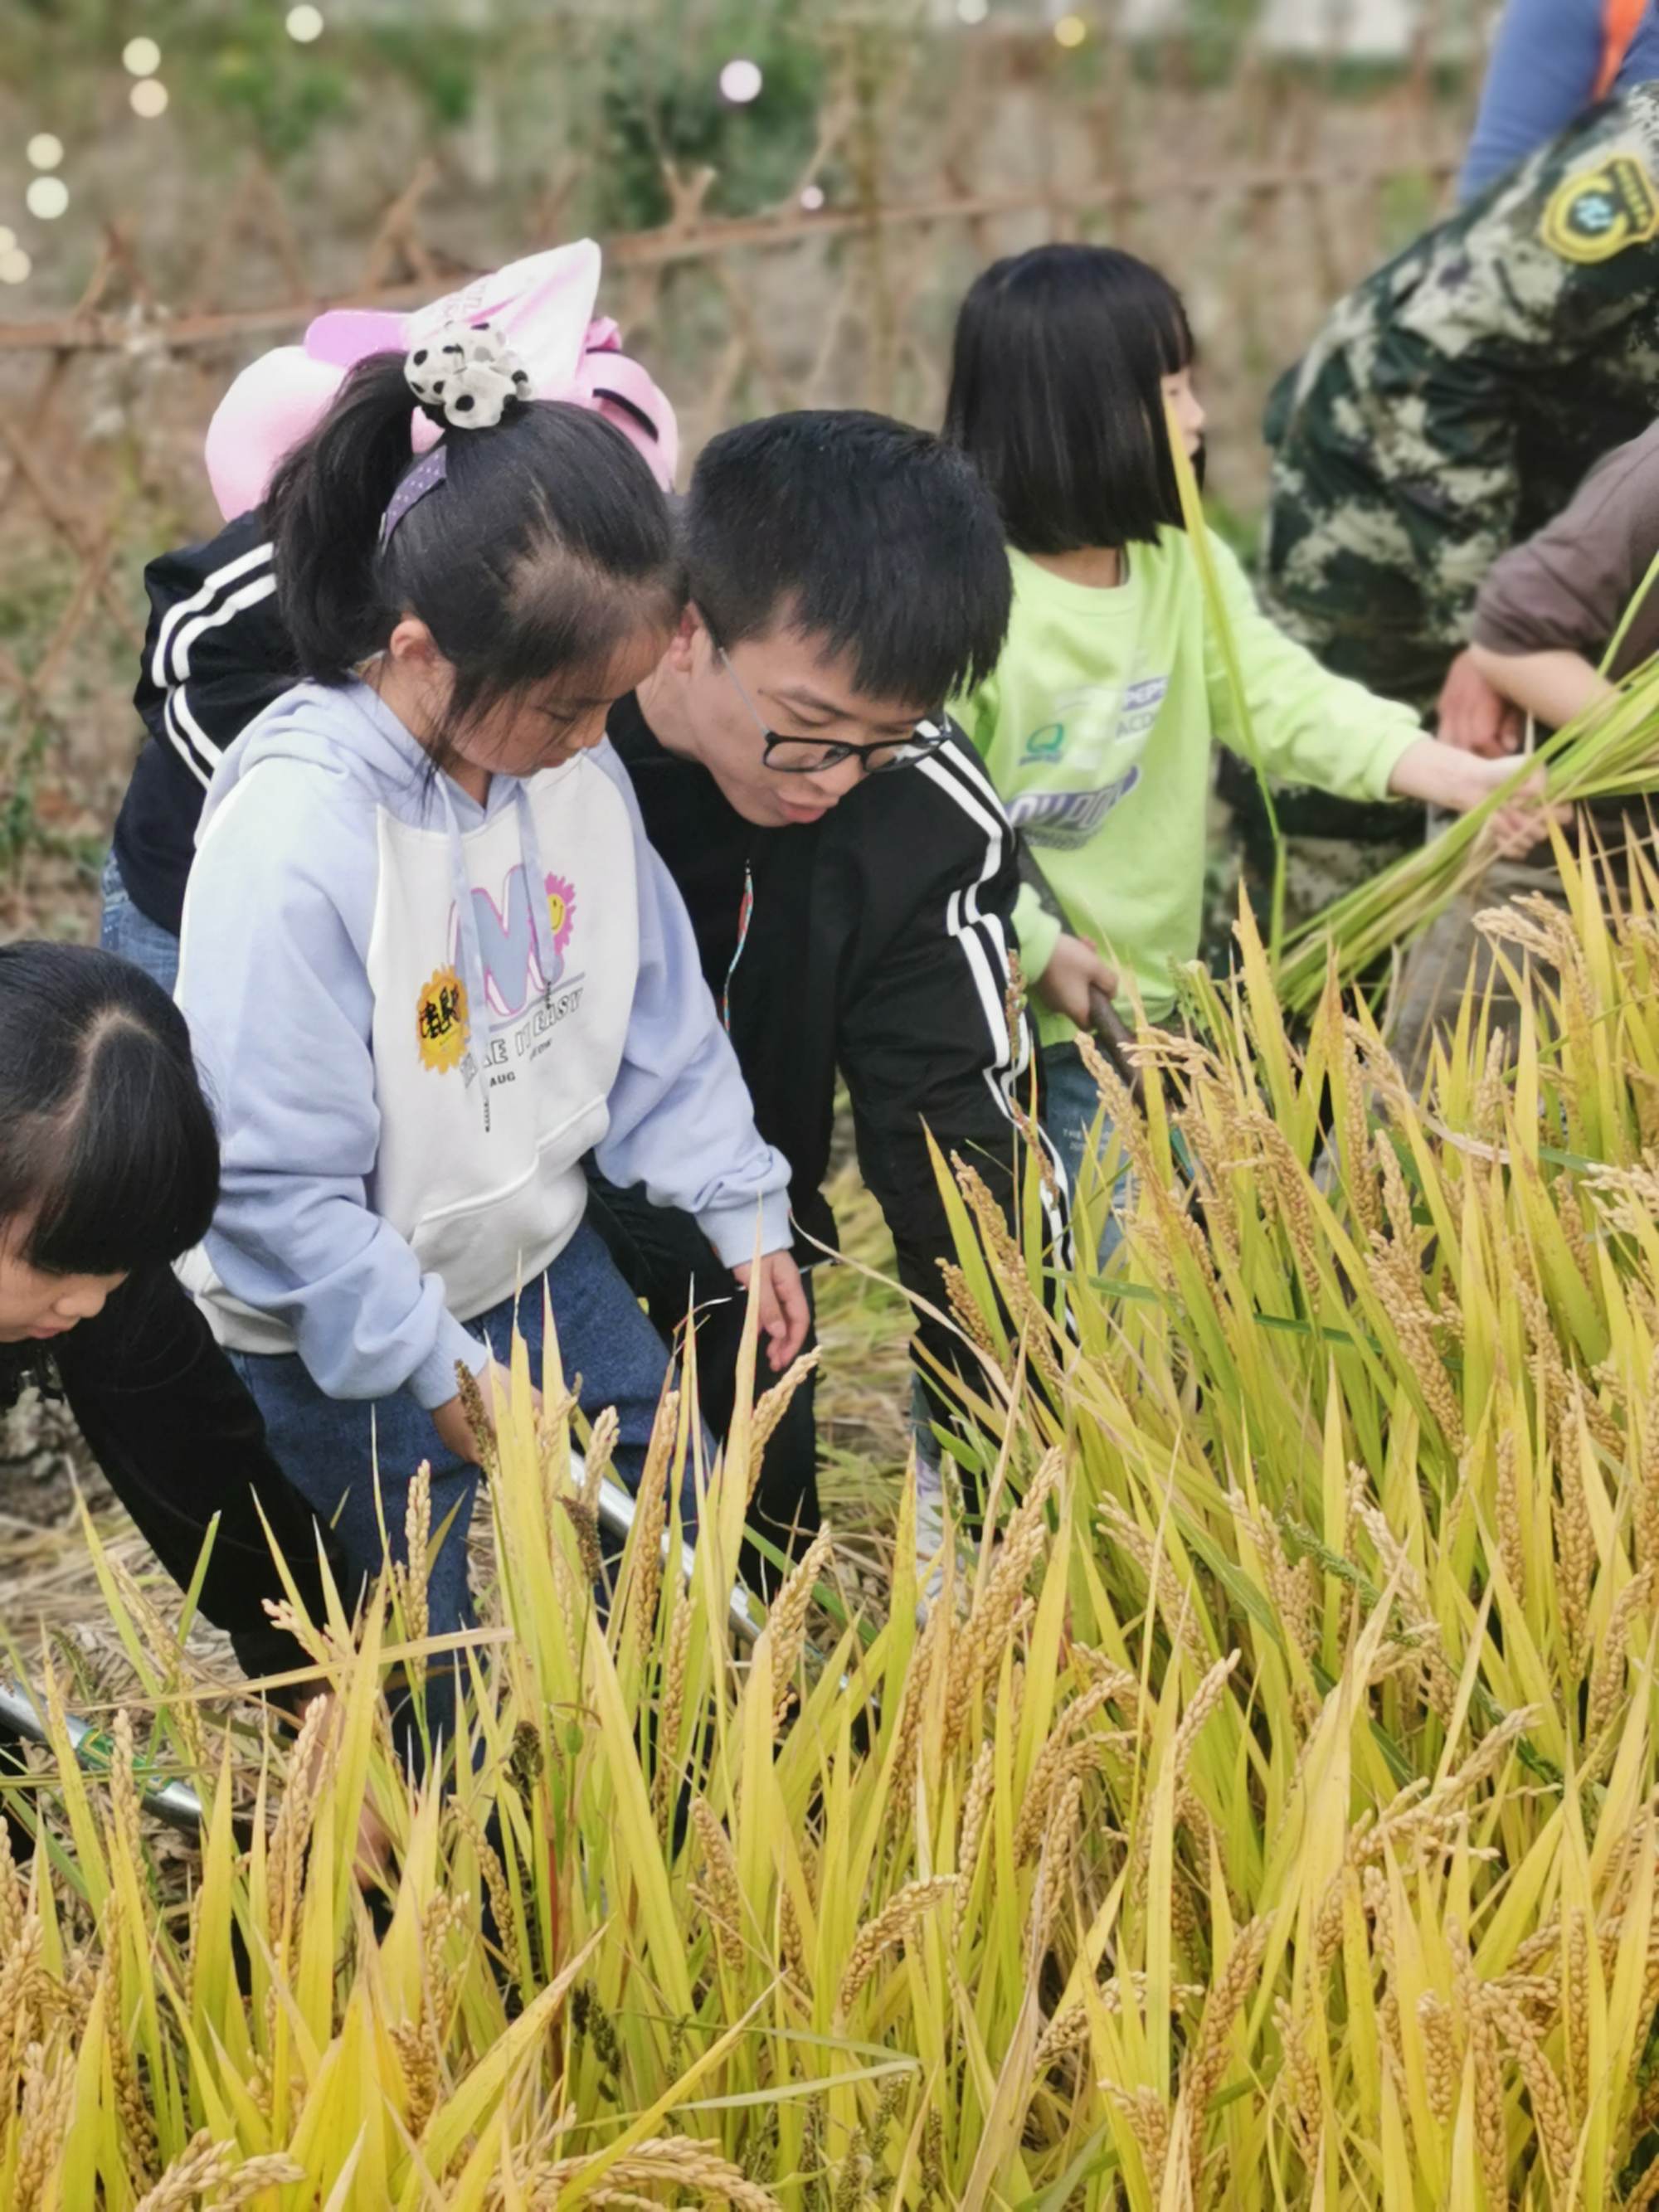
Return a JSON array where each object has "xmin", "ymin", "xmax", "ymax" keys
[
  {"xmin": 592, "ymin": 1475, "xmax": 764, "ymax": 1649},
  {"xmin": 0, "ymin": 1680, "xmax": 208, "ymax": 1835},
  {"xmin": 0, "ymin": 1467, "xmax": 770, "ymax": 1841}
]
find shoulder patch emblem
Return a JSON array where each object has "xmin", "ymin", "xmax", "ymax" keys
[{"xmin": 1540, "ymin": 153, "xmax": 1659, "ymax": 263}]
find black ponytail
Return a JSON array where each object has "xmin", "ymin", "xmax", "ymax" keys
[
  {"xmin": 0, "ymin": 944, "xmax": 219, "ymax": 1276},
  {"xmin": 265, "ymin": 352, "xmax": 684, "ymax": 747},
  {"xmin": 265, "ymin": 352, "xmax": 426, "ymax": 685}
]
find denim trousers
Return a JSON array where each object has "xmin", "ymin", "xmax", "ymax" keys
[
  {"xmin": 226, "ymin": 1216, "xmax": 688, "ymax": 1758},
  {"xmin": 99, "ymin": 854, "xmax": 182, "ymax": 995},
  {"xmin": 1042, "ymin": 1040, "xmax": 1126, "ymax": 1273},
  {"xmin": 583, "ymin": 1165, "xmax": 820, "ymax": 1593}
]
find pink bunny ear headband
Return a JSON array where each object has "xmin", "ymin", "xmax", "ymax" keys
[{"xmin": 203, "ymin": 239, "xmax": 679, "ymax": 524}]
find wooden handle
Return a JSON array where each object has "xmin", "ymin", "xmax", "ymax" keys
[{"xmin": 1086, "ymin": 985, "xmax": 1145, "ymax": 1111}]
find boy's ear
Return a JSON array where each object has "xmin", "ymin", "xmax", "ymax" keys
[{"xmin": 664, "ymin": 601, "xmax": 707, "ymax": 676}]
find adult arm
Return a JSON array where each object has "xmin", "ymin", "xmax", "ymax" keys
[
  {"xmin": 1467, "ymin": 646, "xmax": 1614, "ymax": 733},
  {"xmin": 55, "ymin": 1269, "xmax": 344, "ymax": 1685},
  {"xmin": 1466, "ymin": 425, "xmax": 1659, "ymax": 728}
]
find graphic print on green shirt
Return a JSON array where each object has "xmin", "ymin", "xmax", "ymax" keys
[{"xmin": 953, "ymin": 532, "xmax": 1421, "ymax": 1041}]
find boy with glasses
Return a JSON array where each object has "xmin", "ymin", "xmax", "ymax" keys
[{"xmin": 593, "ymin": 411, "xmax": 1063, "ymax": 1579}]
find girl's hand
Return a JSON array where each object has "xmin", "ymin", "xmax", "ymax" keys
[
  {"xmin": 1037, "ymin": 932, "xmax": 1119, "ymax": 1029},
  {"xmin": 733, "ymin": 1251, "xmax": 810, "ymax": 1373},
  {"xmin": 1446, "ymin": 751, "xmax": 1565, "ymax": 858},
  {"xmin": 431, "ymin": 1391, "xmax": 481, "ymax": 1466},
  {"xmin": 430, "ymin": 1356, "xmax": 538, "ymax": 1467},
  {"xmin": 1386, "ymin": 737, "xmax": 1562, "ymax": 853}
]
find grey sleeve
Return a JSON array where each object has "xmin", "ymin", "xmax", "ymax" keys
[{"xmin": 1472, "ymin": 431, "xmax": 1659, "ymax": 663}]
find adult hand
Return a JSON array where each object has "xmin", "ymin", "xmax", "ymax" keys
[
  {"xmin": 733, "ymin": 1250, "xmax": 810, "ymax": 1373},
  {"xmin": 1435, "ymin": 647, "xmax": 1524, "ymax": 757},
  {"xmin": 1036, "ymin": 932, "xmax": 1119, "ymax": 1029}
]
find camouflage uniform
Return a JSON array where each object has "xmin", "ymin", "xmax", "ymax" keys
[{"xmin": 1226, "ymin": 83, "xmax": 1659, "ymax": 930}]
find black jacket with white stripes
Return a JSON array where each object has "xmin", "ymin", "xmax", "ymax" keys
[
  {"xmin": 606, "ymin": 693, "xmax": 1064, "ymax": 1415},
  {"xmin": 111, "ymin": 516, "xmax": 1065, "ymax": 1418},
  {"xmin": 114, "ymin": 513, "xmax": 291, "ymax": 936}
]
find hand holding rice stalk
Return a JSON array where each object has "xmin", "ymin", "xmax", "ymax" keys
[
  {"xmin": 1273, "ymin": 667, "xmax": 1659, "ymax": 1015},
  {"xmin": 1161, "ymin": 396, "xmax": 1655, "ymax": 1014},
  {"xmin": 1269, "ymin": 583, "xmax": 1659, "ymax": 1018}
]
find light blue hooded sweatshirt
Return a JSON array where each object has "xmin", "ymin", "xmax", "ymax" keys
[{"xmin": 174, "ymin": 678, "xmax": 791, "ymax": 1408}]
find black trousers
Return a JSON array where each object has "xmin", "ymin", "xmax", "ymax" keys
[{"xmin": 581, "ymin": 1166, "xmax": 821, "ymax": 1595}]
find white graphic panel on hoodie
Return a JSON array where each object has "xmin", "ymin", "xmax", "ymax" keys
[{"xmin": 367, "ymin": 755, "xmax": 639, "ymax": 1322}]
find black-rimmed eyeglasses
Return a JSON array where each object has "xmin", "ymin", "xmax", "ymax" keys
[{"xmin": 717, "ymin": 648, "xmax": 948, "ymax": 776}]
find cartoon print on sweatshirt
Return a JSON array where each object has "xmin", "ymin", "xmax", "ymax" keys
[{"xmin": 418, "ymin": 863, "xmax": 586, "ymax": 1089}]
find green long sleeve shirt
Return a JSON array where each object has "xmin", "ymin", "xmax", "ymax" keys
[{"xmin": 953, "ymin": 532, "xmax": 1422, "ymax": 1040}]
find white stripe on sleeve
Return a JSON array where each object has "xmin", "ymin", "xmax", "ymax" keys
[
  {"xmin": 170, "ymin": 570, "xmax": 279, "ymax": 682},
  {"xmin": 916, "ymin": 749, "xmax": 1072, "ymax": 1262},
  {"xmin": 162, "ymin": 691, "xmax": 215, "ymax": 788},
  {"xmin": 152, "ymin": 541, "xmax": 274, "ymax": 688}
]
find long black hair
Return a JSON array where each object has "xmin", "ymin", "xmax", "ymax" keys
[
  {"xmin": 0, "ymin": 942, "xmax": 218, "ymax": 1276},
  {"xmin": 265, "ymin": 353, "xmax": 684, "ymax": 756},
  {"xmin": 944, "ymin": 244, "xmax": 1197, "ymax": 557}
]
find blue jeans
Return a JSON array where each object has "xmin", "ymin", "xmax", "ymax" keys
[
  {"xmin": 1042, "ymin": 1041, "xmax": 1126, "ymax": 1272},
  {"xmin": 99, "ymin": 854, "xmax": 181, "ymax": 995},
  {"xmin": 226, "ymin": 1217, "xmax": 690, "ymax": 1760}
]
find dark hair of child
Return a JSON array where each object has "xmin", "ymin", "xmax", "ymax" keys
[
  {"xmin": 682, "ymin": 408, "xmax": 1013, "ymax": 708},
  {"xmin": 943, "ymin": 244, "xmax": 1197, "ymax": 558},
  {"xmin": 265, "ymin": 355, "xmax": 686, "ymax": 764},
  {"xmin": 0, "ymin": 942, "xmax": 219, "ymax": 1276}
]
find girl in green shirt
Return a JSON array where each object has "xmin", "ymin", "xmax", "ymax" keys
[{"xmin": 944, "ymin": 244, "xmax": 1535, "ymax": 1236}]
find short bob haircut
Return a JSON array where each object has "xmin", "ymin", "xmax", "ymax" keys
[
  {"xmin": 681, "ymin": 409, "xmax": 1011, "ymax": 708},
  {"xmin": 944, "ymin": 244, "xmax": 1196, "ymax": 557},
  {"xmin": 0, "ymin": 943, "xmax": 219, "ymax": 1277}
]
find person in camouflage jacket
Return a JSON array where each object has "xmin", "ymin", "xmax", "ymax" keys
[{"xmin": 1224, "ymin": 82, "xmax": 1659, "ymax": 921}]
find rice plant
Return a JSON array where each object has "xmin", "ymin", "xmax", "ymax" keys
[{"xmin": 7, "ymin": 845, "xmax": 1659, "ymax": 2205}]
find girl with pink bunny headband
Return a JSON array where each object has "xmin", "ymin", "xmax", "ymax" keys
[
  {"xmin": 106, "ymin": 241, "xmax": 679, "ymax": 988},
  {"xmin": 127, "ymin": 243, "xmax": 806, "ymax": 1767}
]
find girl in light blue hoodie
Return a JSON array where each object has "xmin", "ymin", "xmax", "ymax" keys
[{"xmin": 175, "ymin": 328, "xmax": 806, "ymax": 1750}]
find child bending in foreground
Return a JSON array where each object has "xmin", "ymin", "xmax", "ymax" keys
[{"xmin": 0, "ymin": 942, "xmax": 339, "ymax": 1689}]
